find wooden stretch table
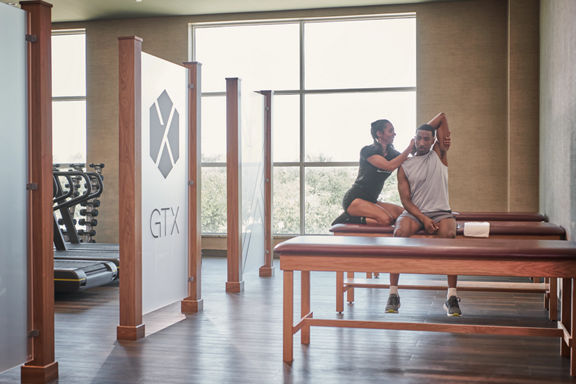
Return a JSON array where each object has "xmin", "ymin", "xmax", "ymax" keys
[
  {"xmin": 330, "ymin": 221, "xmax": 566, "ymax": 317},
  {"xmin": 275, "ymin": 235, "xmax": 576, "ymax": 375},
  {"xmin": 453, "ymin": 211, "xmax": 548, "ymax": 222}
]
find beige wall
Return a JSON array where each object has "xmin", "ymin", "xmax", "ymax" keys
[
  {"xmin": 540, "ymin": 0, "xmax": 576, "ymax": 240},
  {"xmin": 54, "ymin": 0, "xmax": 540, "ymax": 243}
]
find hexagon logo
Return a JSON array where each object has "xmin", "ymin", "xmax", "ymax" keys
[{"xmin": 149, "ymin": 90, "xmax": 179, "ymax": 179}]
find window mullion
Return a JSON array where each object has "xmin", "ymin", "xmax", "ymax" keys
[{"xmin": 299, "ymin": 20, "xmax": 306, "ymax": 235}]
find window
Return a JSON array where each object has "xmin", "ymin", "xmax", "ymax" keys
[
  {"xmin": 191, "ymin": 14, "xmax": 416, "ymax": 235},
  {"xmin": 52, "ymin": 29, "xmax": 86, "ymax": 164}
]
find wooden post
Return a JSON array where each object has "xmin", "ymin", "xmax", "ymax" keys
[
  {"xmin": 259, "ymin": 91, "xmax": 274, "ymax": 277},
  {"xmin": 20, "ymin": 1, "xmax": 59, "ymax": 382},
  {"xmin": 225, "ymin": 78, "xmax": 244, "ymax": 292},
  {"xmin": 181, "ymin": 62, "xmax": 203, "ymax": 313},
  {"xmin": 117, "ymin": 36, "xmax": 145, "ymax": 340}
]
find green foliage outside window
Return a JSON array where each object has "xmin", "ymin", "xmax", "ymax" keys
[{"xmin": 202, "ymin": 164, "xmax": 402, "ymax": 235}]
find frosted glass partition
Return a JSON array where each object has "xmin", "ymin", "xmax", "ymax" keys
[
  {"xmin": 141, "ymin": 53, "xmax": 189, "ymax": 315},
  {"xmin": 240, "ymin": 82, "xmax": 266, "ymax": 275},
  {"xmin": 0, "ymin": 3, "xmax": 28, "ymax": 373}
]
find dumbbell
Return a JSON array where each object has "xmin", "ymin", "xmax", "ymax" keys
[
  {"xmin": 79, "ymin": 208, "xmax": 98, "ymax": 216},
  {"xmin": 79, "ymin": 218, "xmax": 98, "ymax": 226},
  {"xmin": 81, "ymin": 199, "xmax": 101, "ymax": 208},
  {"xmin": 77, "ymin": 229, "xmax": 96, "ymax": 236}
]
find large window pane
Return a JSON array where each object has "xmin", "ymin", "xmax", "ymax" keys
[
  {"xmin": 52, "ymin": 100, "xmax": 86, "ymax": 164},
  {"xmin": 201, "ymin": 96, "xmax": 226, "ymax": 162},
  {"xmin": 201, "ymin": 167, "xmax": 227, "ymax": 233},
  {"xmin": 305, "ymin": 17, "xmax": 416, "ymax": 89},
  {"xmin": 305, "ymin": 91, "xmax": 416, "ymax": 162},
  {"xmin": 379, "ymin": 171, "xmax": 401, "ymax": 206},
  {"xmin": 192, "ymin": 15, "xmax": 416, "ymax": 235},
  {"xmin": 273, "ymin": 167, "xmax": 299, "ymax": 234},
  {"xmin": 272, "ymin": 95, "xmax": 300, "ymax": 163},
  {"xmin": 52, "ymin": 33, "xmax": 86, "ymax": 97},
  {"xmin": 194, "ymin": 23, "xmax": 300, "ymax": 92},
  {"xmin": 305, "ymin": 166, "xmax": 357, "ymax": 234}
]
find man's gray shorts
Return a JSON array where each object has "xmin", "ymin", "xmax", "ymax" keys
[{"xmin": 398, "ymin": 210, "xmax": 454, "ymax": 228}]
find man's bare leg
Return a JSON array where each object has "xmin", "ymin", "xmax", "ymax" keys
[
  {"xmin": 437, "ymin": 217, "xmax": 462, "ymax": 316},
  {"xmin": 385, "ymin": 214, "xmax": 422, "ymax": 312}
]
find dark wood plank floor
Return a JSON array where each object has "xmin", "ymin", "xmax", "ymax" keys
[{"xmin": 1, "ymin": 257, "xmax": 575, "ymax": 383}]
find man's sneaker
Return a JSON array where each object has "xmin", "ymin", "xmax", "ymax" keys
[
  {"xmin": 443, "ymin": 296, "xmax": 462, "ymax": 317},
  {"xmin": 385, "ymin": 293, "xmax": 401, "ymax": 313}
]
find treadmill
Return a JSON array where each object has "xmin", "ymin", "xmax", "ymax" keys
[
  {"xmin": 52, "ymin": 169, "xmax": 119, "ymax": 292},
  {"xmin": 54, "ymin": 249, "xmax": 119, "ymax": 268},
  {"xmin": 54, "ymin": 259, "xmax": 118, "ymax": 293}
]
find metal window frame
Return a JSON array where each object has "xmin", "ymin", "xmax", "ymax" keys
[
  {"xmin": 51, "ymin": 29, "xmax": 87, "ymax": 164},
  {"xmin": 191, "ymin": 14, "xmax": 416, "ymax": 235}
]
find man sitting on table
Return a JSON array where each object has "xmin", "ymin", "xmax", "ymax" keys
[{"xmin": 388, "ymin": 112, "xmax": 461, "ymax": 316}]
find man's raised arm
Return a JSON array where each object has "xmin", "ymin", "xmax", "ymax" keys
[{"xmin": 428, "ymin": 112, "xmax": 451, "ymax": 165}]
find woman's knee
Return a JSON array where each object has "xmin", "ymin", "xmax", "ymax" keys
[{"xmin": 376, "ymin": 215, "xmax": 394, "ymax": 226}]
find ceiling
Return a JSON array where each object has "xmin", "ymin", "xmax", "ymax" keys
[{"xmin": 4, "ymin": 0, "xmax": 457, "ymax": 23}]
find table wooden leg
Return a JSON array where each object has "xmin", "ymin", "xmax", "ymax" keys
[
  {"xmin": 550, "ymin": 277, "xmax": 558, "ymax": 321},
  {"xmin": 302, "ymin": 271, "xmax": 310, "ymax": 345},
  {"xmin": 336, "ymin": 272, "xmax": 344, "ymax": 313},
  {"xmin": 571, "ymin": 278, "xmax": 576, "ymax": 376},
  {"xmin": 545, "ymin": 278, "xmax": 550, "ymax": 311},
  {"xmin": 347, "ymin": 272, "xmax": 355, "ymax": 304},
  {"xmin": 561, "ymin": 278, "xmax": 571, "ymax": 357},
  {"xmin": 283, "ymin": 270, "xmax": 294, "ymax": 364}
]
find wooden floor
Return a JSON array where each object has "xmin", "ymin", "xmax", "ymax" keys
[{"xmin": 1, "ymin": 257, "xmax": 576, "ymax": 383}]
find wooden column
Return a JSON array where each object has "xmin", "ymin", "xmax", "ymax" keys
[
  {"xmin": 20, "ymin": 1, "xmax": 59, "ymax": 383},
  {"xmin": 259, "ymin": 91, "xmax": 274, "ymax": 277},
  {"xmin": 20, "ymin": 1, "xmax": 58, "ymax": 383},
  {"xmin": 117, "ymin": 36, "xmax": 145, "ymax": 340},
  {"xmin": 181, "ymin": 62, "xmax": 203, "ymax": 313},
  {"xmin": 225, "ymin": 78, "xmax": 243, "ymax": 292}
]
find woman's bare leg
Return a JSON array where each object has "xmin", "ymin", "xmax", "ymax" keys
[{"xmin": 347, "ymin": 199, "xmax": 402, "ymax": 225}]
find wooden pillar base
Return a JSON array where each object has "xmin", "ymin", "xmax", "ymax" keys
[
  {"xmin": 259, "ymin": 265, "xmax": 275, "ymax": 277},
  {"xmin": 226, "ymin": 281, "xmax": 244, "ymax": 293},
  {"xmin": 21, "ymin": 361, "xmax": 58, "ymax": 384},
  {"xmin": 117, "ymin": 324, "xmax": 145, "ymax": 340},
  {"xmin": 181, "ymin": 298, "xmax": 203, "ymax": 314}
]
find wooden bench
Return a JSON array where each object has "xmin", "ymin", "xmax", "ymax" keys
[
  {"xmin": 330, "ymin": 221, "xmax": 566, "ymax": 318},
  {"xmin": 276, "ymin": 235, "xmax": 576, "ymax": 375}
]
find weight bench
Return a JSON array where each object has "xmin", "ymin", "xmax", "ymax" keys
[
  {"xmin": 330, "ymin": 221, "xmax": 566, "ymax": 318},
  {"xmin": 275, "ymin": 235, "xmax": 576, "ymax": 375}
]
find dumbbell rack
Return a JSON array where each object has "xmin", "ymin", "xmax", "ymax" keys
[
  {"xmin": 78, "ymin": 163, "xmax": 105, "ymax": 243},
  {"xmin": 53, "ymin": 163, "xmax": 104, "ymax": 245}
]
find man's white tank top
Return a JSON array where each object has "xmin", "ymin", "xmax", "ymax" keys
[{"xmin": 400, "ymin": 150, "xmax": 450, "ymax": 212}]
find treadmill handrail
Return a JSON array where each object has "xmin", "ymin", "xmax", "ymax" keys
[{"xmin": 53, "ymin": 171, "xmax": 92, "ymax": 211}]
